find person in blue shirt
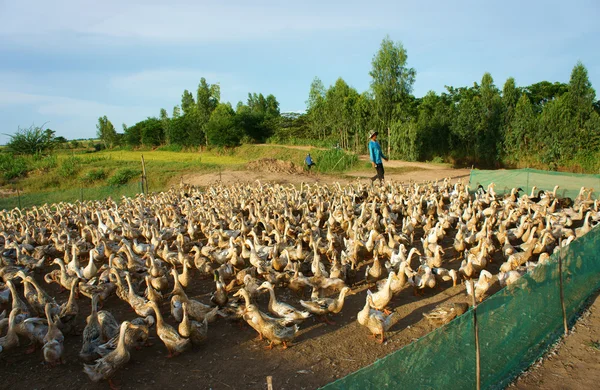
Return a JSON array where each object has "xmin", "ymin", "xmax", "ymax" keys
[
  {"xmin": 305, "ymin": 153, "xmax": 315, "ymax": 171},
  {"xmin": 368, "ymin": 131, "xmax": 388, "ymax": 184}
]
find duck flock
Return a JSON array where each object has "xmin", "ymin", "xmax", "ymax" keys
[{"xmin": 0, "ymin": 179, "xmax": 598, "ymax": 388}]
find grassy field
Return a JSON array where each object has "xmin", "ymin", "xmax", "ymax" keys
[{"xmin": 0, "ymin": 145, "xmax": 361, "ymax": 210}]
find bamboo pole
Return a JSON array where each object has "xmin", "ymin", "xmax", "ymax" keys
[
  {"xmin": 17, "ymin": 188, "xmax": 21, "ymax": 209},
  {"xmin": 558, "ymin": 238, "xmax": 568, "ymax": 335},
  {"xmin": 470, "ymin": 279, "xmax": 481, "ymax": 390},
  {"xmin": 387, "ymin": 126, "xmax": 390, "ymax": 158},
  {"xmin": 141, "ymin": 154, "xmax": 148, "ymax": 194}
]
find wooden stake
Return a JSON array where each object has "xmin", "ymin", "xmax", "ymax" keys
[
  {"xmin": 141, "ymin": 154, "xmax": 148, "ymax": 194},
  {"xmin": 17, "ymin": 187, "xmax": 21, "ymax": 209},
  {"xmin": 387, "ymin": 126, "xmax": 390, "ymax": 158},
  {"xmin": 266, "ymin": 376, "xmax": 273, "ymax": 390},
  {"xmin": 558, "ymin": 238, "xmax": 568, "ymax": 335},
  {"xmin": 470, "ymin": 279, "xmax": 481, "ymax": 390}
]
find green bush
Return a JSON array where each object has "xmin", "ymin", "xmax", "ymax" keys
[
  {"xmin": 0, "ymin": 153, "xmax": 28, "ymax": 180},
  {"xmin": 156, "ymin": 144, "xmax": 183, "ymax": 152},
  {"xmin": 30, "ymin": 154, "xmax": 58, "ymax": 172},
  {"xmin": 57, "ymin": 156, "xmax": 81, "ymax": 178},
  {"xmin": 313, "ymin": 148, "xmax": 359, "ymax": 173},
  {"xmin": 81, "ymin": 169, "xmax": 108, "ymax": 184},
  {"xmin": 5, "ymin": 125, "xmax": 57, "ymax": 155},
  {"xmin": 108, "ymin": 168, "xmax": 140, "ymax": 186}
]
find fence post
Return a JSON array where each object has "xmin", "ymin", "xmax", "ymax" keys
[
  {"xmin": 80, "ymin": 187, "xmax": 83, "ymax": 203},
  {"xmin": 141, "ymin": 154, "xmax": 149, "ymax": 194},
  {"xmin": 17, "ymin": 188, "xmax": 21, "ymax": 209},
  {"xmin": 558, "ymin": 238, "xmax": 568, "ymax": 335},
  {"xmin": 470, "ymin": 279, "xmax": 481, "ymax": 390}
]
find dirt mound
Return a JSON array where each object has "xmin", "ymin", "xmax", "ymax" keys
[{"xmin": 246, "ymin": 158, "xmax": 305, "ymax": 174}]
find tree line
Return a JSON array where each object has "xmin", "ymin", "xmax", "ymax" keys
[{"xmin": 56, "ymin": 36, "xmax": 600, "ymax": 171}]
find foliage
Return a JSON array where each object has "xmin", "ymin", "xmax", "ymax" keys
[
  {"xmin": 312, "ymin": 148, "xmax": 360, "ymax": 173},
  {"xmin": 206, "ymin": 103, "xmax": 242, "ymax": 147},
  {"xmin": 81, "ymin": 168, "xmax": 108, "ymax": 183},
  {"xmin": 96, "ymin": 116, "xmax": 118, "ymax": 148},
  {"xmin": 0, "ymin": 153, "xmax": 28, "ymax": 180},
  {"xmin": 5, "ymin": 125, "xmax": 57, "ymax": 155},
  {"xmin": 107, "ymin": 168, "xmax": 140, "ymax": 186},
  {"xmin": 57, "ymin": 155, "xmax": 81, "ymax": 178},
  {"xmin": 370, "ymin": 36, "xmax": 416, "ymax": 152}
]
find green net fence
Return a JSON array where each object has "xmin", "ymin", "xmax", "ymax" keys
[
  {"xmin": 0, "ymin": 181, "xmax": 144, "ymax": 210},
  {"xmin": 323, "ymin": 225, "xmax": 600, "ymax": 390},
  {"xmin": 469, "ymin": 168, "xmax": 600, "ymax": 200}
]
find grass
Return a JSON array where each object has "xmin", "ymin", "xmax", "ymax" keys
[{"xmin": 0, "ymin": 144, "xmax": 362, "ymax": 210}]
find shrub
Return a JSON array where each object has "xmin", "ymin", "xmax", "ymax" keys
[
  {"xmin": 81, "ymin": 169, "xmax": 108, "ymax": 184},
  {"xmin": 5, "ymin": 125, "xmax": 57, "ymax": 155},
  {"xmin": 313, "ymin": 148, "xmax": 359, "ymax": 173},
  {"xmin": 157, "ymin": 144, "xmax": 183, "ymax": 152},
  {"xmin": 57, "ymin": 156, "xmax": 81, "ymax": 178},
  {"xmin": 108, "ymin": 168, "xmax": 140, "ymax": 186},
  {"xmin": 0, "ymin": 153, "xmax": 28, "ymax": 180},
  {"xmin": 30, "ymin": 154, "xmax": 58, "ymax": 172}
]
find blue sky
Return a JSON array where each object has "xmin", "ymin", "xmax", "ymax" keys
[{"xmin": 0, "ymin": 0, "xmax": 598, "ymax": 144}]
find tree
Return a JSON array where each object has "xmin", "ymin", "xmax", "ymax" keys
[
  {"xmin": 160, "ymin": 108, "xmax": 171, "ymax": 145},
  {"xmin": 197, "ymin": 78, "xmax": 221, "ymax": 146},
  {"xmin": 205, "ymin": 103, "xmax": 241, "ymax": 147},
  {"xmin": 306, "ymin": 77, "xmax": 327, "ymax": 140},
  {"xmin": 96, "ymin": 116, "xmax": 118, "ymax": 148},
  {"xmin": 370, "ymin": 36, "xmax": 416, "ymax": 155},
  {"xmin": 5, "ymin": 124, "xmax": 57, "ymax": 155},
  {"xmin": 566, "ymin": 61, "xmax": 596, "ymax": 129},
  {"xmin": 505, "ymin": 94, "xmax": 536, "ymax": 160},
  {"xmin": 478, "ymin": 73, "xmax": 503, "ymax": 164},
  {"xmin": 524, "ymin": 81, "xmax": 568, "ymax": 112}
]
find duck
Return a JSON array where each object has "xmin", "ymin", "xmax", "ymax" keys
[
  {"xmin": 498, "ymin": 269, "xmax": 526, "ymax": 288},
  {"xmin": 365, "ymin": 254, "xmax": 384, "ymax": 283},
  {"xmin": 148, "ymin": 300, "xmax": 191, "ymax": 358},
  {"xmin": 97, "ymin": 317, "xmax": 152, "ymax": 356},
  {"xmin": 0, "ymin": 308, "xmax": 20, "ymax": 353},
  {"xmin": 258, "ymin": 281, "xmax": 311, "ymax": 323},
  {"xmin": 300, "ymin": 286, "xmax": 352, "ymax": 324},
  {"xmin": 243, "ymin": 303, "xmax": 299, "ymax": 350},
  {"xmin": 210, "ymin": 270, "xmax": 229, "ymax": 308},
  {"xmin": 178, "ymin": 302, "xmax": 208, "ymax": 346},
  {"xmin": 357, "ymin": 295, "xmax": 395, "ymax": 343},
  {"xmin": 171, "ymin": 269, "xmax": 219, "ymax": 322},
  {"xmin": 124, "ymin": 273, "xmax": 154, "ymax": 317},
  {"xmin": 52, "ymin": 258, "xmax": 80, "ymax": 291},
  {"xmin": 56, "ymin": 281, "xmax": 79, "ymax": 335},
  {"xmin": 42, "ymin": 303, "xmax": 65, "ymax": 366},
  {"xmin": 423, "ymin": 302, "xmax": 470, "ymax": 327},
  {"xmin": 466, "ymin": 270, "xmax": 494, "ymax": 302},
  {"xmin": 83, "ymin": 321, "xmax": 132, "ymax": 388},
  {"xmin": 80, "ymin": 294, "xmax": 103, "ymax": 362},
  {"xmin": 367, "ymin": 272, "xmax": 396, "ymax": 313}
]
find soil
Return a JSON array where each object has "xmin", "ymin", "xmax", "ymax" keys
[{"xmin": 0, "ymin": 153, "xmax": 593, "ymax": 390}]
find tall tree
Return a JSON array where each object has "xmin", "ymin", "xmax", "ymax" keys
[
  {"xmin": 505, "ymin": 94, "xmax": 536, "ymax": 160},
  {"xmin": 370, "ymin": 36, "xmax": 416, "ymax": 156},
  {"xmin": 566, "ymin": 61, "xmax": 596, "ymax": 129},
  {"xmin": 205, "ymin": 103, "xmax": 241, "ymax": 147},
  {"xmin": 96, "ymin": 115, "xmax": 117, "ymax": 149},
  {"xmin": 197, "ymin": 77, "xmax": 221, "ymax": 146},
  {"xmin": 159, "ymin": 108, "xmax": 171, "ymax": 145},
  {"xmin": 306, "ymin": 77, "xmax": 327, "ymax": 140}
]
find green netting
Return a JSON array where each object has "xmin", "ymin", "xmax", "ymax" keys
[
  {"xmin": 469, "ymin": 168, "xmax": 600, "ymax": 199},
  {"xmin": 478, "ymin": 258, "xmax": 563, "ymax": 389},
  {"xmin": 562, "ymin": 226, "xmax": 600, "ymax": 319},
  {"xmin": 323, "ymin": 307, "xmax": 476, "ymax": 390},
  {"xmin": 322, "ymin": 225, "xmax": 600, "ymax": 390}
]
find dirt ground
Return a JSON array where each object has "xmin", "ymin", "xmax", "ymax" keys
[{"xmin": 0, "ymin": 156, "xmax": 593, "ymax": 390}]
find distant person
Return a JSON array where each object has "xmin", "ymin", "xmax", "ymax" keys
[
  {"xmin": 305, "ymin": 153, "xmax": 316, "ymax": 171},
  {"xmin": 369, "ymin": 131, "xmax": 388, "ymax": 184}
]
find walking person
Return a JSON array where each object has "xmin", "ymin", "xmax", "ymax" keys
[
  {"xmin": 369, "ymin": 131, "xmax": 388, "ymax": 185},
  {"xmin": 305, "ymin": 153, "xmax": 316, "ymax": 172}
]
